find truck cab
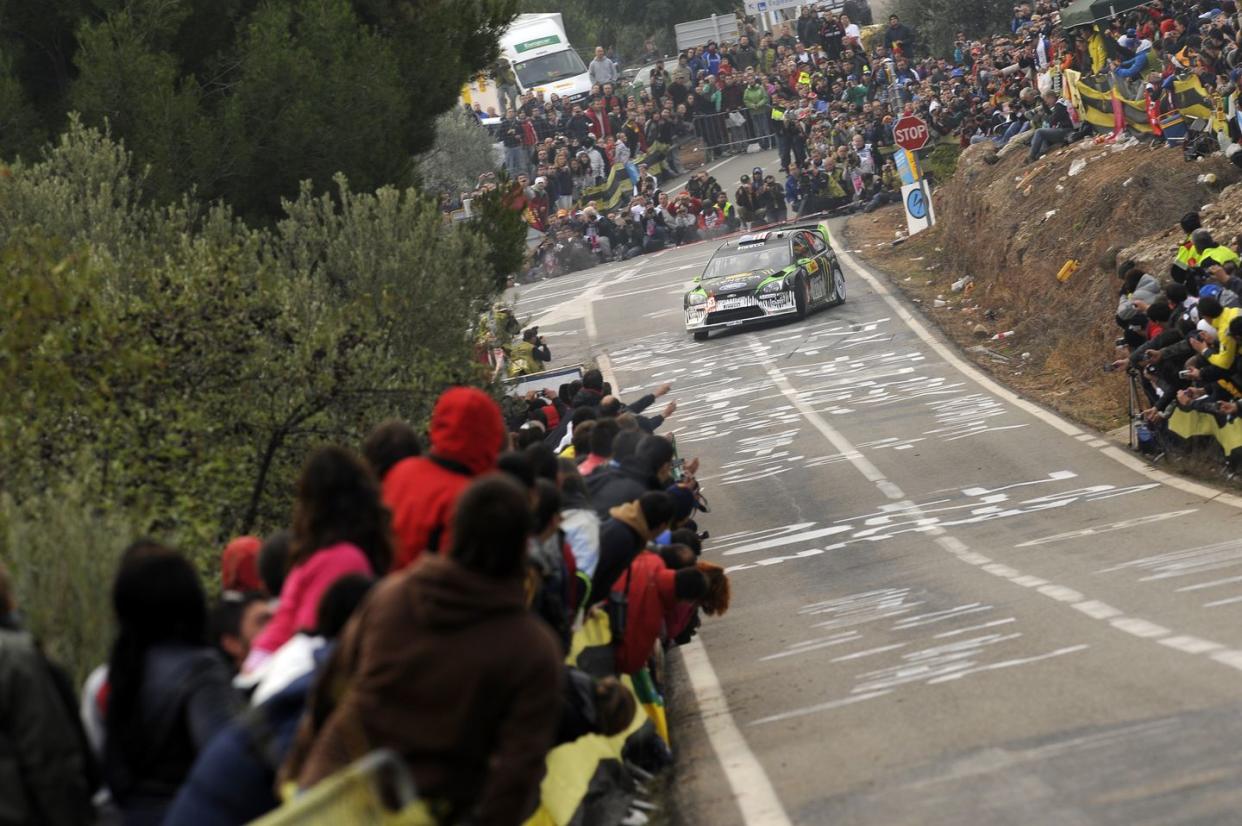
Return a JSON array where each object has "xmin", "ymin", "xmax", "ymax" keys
[{"xmin": 501, "ymin": 14, "xmax": 591, "ymax": 106}]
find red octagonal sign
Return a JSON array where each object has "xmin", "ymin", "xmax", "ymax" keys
[{"xmin": 893, "ymin": 114, "xmax": 930, "ymax": 152}]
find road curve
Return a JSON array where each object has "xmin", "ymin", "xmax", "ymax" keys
[{"xmin": 511, "ymin": 215, "xmax": 1242, "ymax": 825}]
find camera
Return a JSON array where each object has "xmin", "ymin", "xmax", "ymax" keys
[
  {"xmin": 670, "ymin": 457, "xmax": 686, "ymax": 482},
  {"xmin": 1179, "ymin": 369, "xmax": 1194, "ymax": 380}
]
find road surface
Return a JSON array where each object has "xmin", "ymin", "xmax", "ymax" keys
[{"xmin": 511, "ymin": 168, "xmax": 1242, "ymax": 824}]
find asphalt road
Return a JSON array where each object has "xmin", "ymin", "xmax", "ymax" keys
[{"xmin": 510, "ymin": 185, "xmax": 1242, "ymax": 824}]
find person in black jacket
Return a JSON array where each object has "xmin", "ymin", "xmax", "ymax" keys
[
  {"xmin": 0, "ymin": 565, "xmax": 95, "ymax": 826},
  {"xmin": 599, "ymin": 382, "xmax": 677, "ymax": 432},
  {"xmin": 1028, "ymin": 91, "xmax": 1074, "ymax": 162},
  {"xmin": 586, "ymin": 435, "xmax": 674, "ymax": 516},
  {"xmin": 588, "ymin": 492, "xmax": 674, "ymax": 605}
]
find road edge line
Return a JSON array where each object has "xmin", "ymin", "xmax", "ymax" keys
[
  {"xmin": 582, "ymin": 269, "xmax": 788, "ymax": 825},
  {"xmin": 677, "ymin": 638, "xmax": 795, "ymax": 826},
  {"xmin": 834, "ymin": 245, "xmax": 1242, "ymax": 511}
]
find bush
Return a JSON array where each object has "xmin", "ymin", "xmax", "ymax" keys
[
  {"xmin": 2, "ymin": 477, "xmax": 142, "ymax": 686},
  {"xmin": 0, "ymin": 122, "xmax": 506, "ymax": 573}
]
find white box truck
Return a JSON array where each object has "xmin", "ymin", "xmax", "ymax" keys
[{"xmin": 461, "ymin": 13, "xmax": 592, "ymax": 117}]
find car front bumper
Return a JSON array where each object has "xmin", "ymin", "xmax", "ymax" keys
[{"xmin": 685, "ymin": 291, "xmax": 799, "ymax": 330}]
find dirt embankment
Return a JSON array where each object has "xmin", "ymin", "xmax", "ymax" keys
[{"xmin": 846, "ymin": 138, "xmax": 1239, "ymax": 431}]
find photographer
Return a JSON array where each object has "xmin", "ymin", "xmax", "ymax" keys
[{"xmin": 508, "ymin": 328, "xmax": 552, "ymax": 377}]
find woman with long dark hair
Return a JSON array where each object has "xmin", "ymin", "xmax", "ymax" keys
[
  {"xmin": 103, "ymin": 541, "xmax": 239, "ymax": 825},
  {"xmin": 242, "ymin": 446, "xmax": 393, "ymax": 675}
]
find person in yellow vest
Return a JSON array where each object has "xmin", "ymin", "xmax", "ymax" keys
[
  {"xmin": 1190, "ymin": 294, "xmax": 1240, "ymax": 373},
  {"xmin": 507, "ymin": 327, "xmax": 551, "ymax": 377},
  {"xmin": 1171, "ymin": 212, "xmax": 1201, "ymax": 281}
]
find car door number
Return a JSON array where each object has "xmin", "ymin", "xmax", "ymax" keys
[{"xmin": 809, "ymin": 261, "xmax": 828, "ymax": 301}]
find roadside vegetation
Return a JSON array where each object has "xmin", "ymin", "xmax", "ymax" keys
[{"xmin": 0, "ymin": 0, "xmax": 524, "ymax": 683}]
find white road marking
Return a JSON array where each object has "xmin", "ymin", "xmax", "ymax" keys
[
  {"xmin": 831, "ymin": 643, "xmax": 909, "ymax": 662},
  {"xmin": 721, "ymin": 525, "xmax": 852, "ymax": 556},
  {"xmin": 1014, "ymin": 510, "xmax": 1200, "ymax": 548},
  {"xmin": 1073, "ymin": 601, "xmax": 1122, "ymax": 620},
  {"xmin": 748, "ymin": 690, "xmax": 893, "ymax": 726},
  {"xmin": 926, "ymin": 644, "xmax": 1090, "ymax": 685},
  {"xmin": 1159, "ymin": 635, "xmax": 1224, "ymax": 654},
  {"xmin": 935, "ymin": 617, "xmax": 1017, "ymax": 638},
  {"xmin": 677, "ymin": 639, "xmax": 793, "ymax": 825},
  {"xmin": 836, "ymin": 246, "xmax": 1242, "ymax": 511}
]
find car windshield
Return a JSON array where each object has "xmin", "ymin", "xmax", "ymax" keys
[
  {"xmin": 515, "ymin": 50, "xmax": 587, "ymax": 87},
  {"xmin": 701, "ymin": 246, "xmax": 790, "ymax": 279}
]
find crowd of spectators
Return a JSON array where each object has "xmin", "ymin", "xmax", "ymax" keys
[
  {"xmin": 1120, "ymin": 215, "xmax": 1242, "ymax": 456},
  {"xmin": 447, "ymin": 0, "xmax": 1242, "ymax": 285},
  {"xmin": 0, "ymin": 367, "xmax": 728, "ymax": 825}
]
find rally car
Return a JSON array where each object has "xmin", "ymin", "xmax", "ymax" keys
[{"xmin": 684, "ymin": 222, "xmax": 846, "ymax": 340}]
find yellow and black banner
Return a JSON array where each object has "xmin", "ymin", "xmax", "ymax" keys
[
  {"xmin": 1066, "ymin": 72, "xmax": 1220, "ymax": 136},
  {"xmin": 579, "ymin": 142, "xmax": 670, "ymax": 211},
  {"xmin": 1168, "ymin": 408, "xmax": 1242, "ymax": 458}
]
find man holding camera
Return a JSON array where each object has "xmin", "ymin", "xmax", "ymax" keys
[{"xmin": 508, "ymin": 328, "xmax": 552, "ymax": 377}]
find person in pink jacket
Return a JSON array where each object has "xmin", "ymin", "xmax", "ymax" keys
[{"xmin": 243, "ymin": 446, "xmax": 393, "ymax": 675}]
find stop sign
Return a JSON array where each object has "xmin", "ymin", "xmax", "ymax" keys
[{"xmin": 893, "ymin": 114, "xmax": 930, "ymax": 152}]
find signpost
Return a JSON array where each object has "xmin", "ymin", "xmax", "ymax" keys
[
  {"xmin": 892, "ymin": 113, "xmax": 931, "ymax": 152},
  {"xmin": 891, "ymin": 117, "xmax": 935, "ymax": 237}
]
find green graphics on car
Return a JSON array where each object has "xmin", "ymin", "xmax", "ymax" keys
[{"xmin": 684, "ymin": 222, "xmax": 846, "ymax": 341}]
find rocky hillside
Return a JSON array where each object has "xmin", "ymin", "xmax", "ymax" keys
[{"xmin": 846, "ymin": 137, "xmax": 1239, "ymax": 431}]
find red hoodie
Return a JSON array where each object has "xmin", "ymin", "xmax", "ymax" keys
[{"xmin": 384, "ymin": 387, "xmax": 505, "ymax": 569}]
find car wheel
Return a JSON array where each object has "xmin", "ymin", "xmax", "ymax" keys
[
  {"xmin": 832, "ymin": 265, "xmax": 846, "ymax": 305},
  {"xmin": 795, "ymin": 276, "xmax": 810, "ymax": 319},
  {"xmin": 693, "ymin": 330, "xmax": 709, "ymax": 341}
]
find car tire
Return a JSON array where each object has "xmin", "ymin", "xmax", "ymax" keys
[
  {"xmin": 693, "ymin": 330, "xmax": 709, "ymax": 341},
  {"xmin": 832, "ymin": 264, "xmax": 846, "ymax": 305},
  {"xmin": 795, "ymin": 276, "xmax": 810, "ymax": 319}
]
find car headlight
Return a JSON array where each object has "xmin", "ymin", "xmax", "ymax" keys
[
  {"xmin": 760, "ymin": 280, "xmax": 786, "ymax": 294},
  {"xmin": 687, "ymin": 292, "xmax": 707, "ymax": 305}
]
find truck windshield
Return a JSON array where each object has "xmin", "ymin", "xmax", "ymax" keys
[
  {"xmin": 702, "ymin": 247, "xmax": 790, "ymax": 279},
  {"xmin": 514, "ymin": 50, "xmax": 588, "ymax": 87}
]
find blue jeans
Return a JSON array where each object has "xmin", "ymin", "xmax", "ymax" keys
[
  {"xmin": 1028, "ymin": 127, "xmax": 1071, "ymax": 161},
  {"xmin": 504, "ymin": 145, "xmax": 527, "ymax": 177},
  {"xmin": 1000, "ymin": 120, "xmax": 1029, "ymax": 145}
]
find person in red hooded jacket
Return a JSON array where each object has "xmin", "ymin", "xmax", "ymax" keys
[{"xmin": 383, "ymin": 387, "xmax": 506, "ymax": 569}]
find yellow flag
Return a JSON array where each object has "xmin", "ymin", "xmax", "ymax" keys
[
  {"xmin": 798, "ymin": 72, "xmax": 811, "ymax": 86},
  {"xmin": 770, "ymin": 108, "xmax": 785, "ymax": 121}
]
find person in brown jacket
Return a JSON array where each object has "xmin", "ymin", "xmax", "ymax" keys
[{"xmin": 283, "ymin": 474, "xmax": 562, "ymax": 825}]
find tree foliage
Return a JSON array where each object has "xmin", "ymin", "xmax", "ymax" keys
[
  {"xmin": 0, "ymin": 124, "xmax": 507, "ymax": 681},
  {"xmin": 0, "ymin": 0, "xmax": 518, "ymax": 220},
  {"xmin": 519, "ymin": 0, "xmax": 735, "ymax": 60},
  {"xmin": 892, "ymin": 0, "xmax": 1013, "ymax": 57},
  {"xmin": 415, "ymin": 109, "xmax": 503, "ymax": 200}
]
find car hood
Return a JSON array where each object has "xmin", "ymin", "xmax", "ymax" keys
[{"xmin": 693, "ymin": 268, "xmax": 784, "ymax": 295}]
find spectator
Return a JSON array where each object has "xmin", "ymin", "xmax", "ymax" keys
[
  {"xmin": 103, "ymin": 542, "xmax": 241, "ymax": 826},
  {"xmin": 0, "ymin": 563, "xmax": 95, "ymax": 826},
  {"xmin": 283, "ymin": 475, "xmax": 563, "ymax": 826},
  {"xmin": 383, "ymin": 387, "xmax": 506, "ymax": 567},
  {"xmin": 242, "ymin": 447, "xmax": 391, "ymax": 674},
  {"xmin": 162, "ymin": 575, "xmax": 375, "ymax": 826},
  {"xmin": 361, "ymin": 418, "xmax": 422, "ymax": 482},
  {"xmin": 579, "ymin": 417, "xmax": 621, "ymax": 476},
  {"xmin": 208, "ymin": 591, "xmax": 272, "ymax": 673},
  {"xmin": 587, "ymin": 434, "xmax": 675, "ymax": 515},
  {"xmin": 258, "ymin": 529, "xmax": 292, "ymax": 598},
  {"xmin": 884, "ymin": 14, "xmax": 918, "ymax": 57},
  {"xmin": 590, "ymin": 491, "xmax": 676, "ymax": 603},
  {"xmin": 589, "ymin": 46, "xmax": 618, "ymax": 86},
  {"xmin": 1027, "ymin": 91, "xmax": 1073, "ymax": 162}
]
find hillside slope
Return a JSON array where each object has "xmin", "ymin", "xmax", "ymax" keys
[{"xmin": 846, "ymin": 138, "xmax": 1239, "ymax": 430}]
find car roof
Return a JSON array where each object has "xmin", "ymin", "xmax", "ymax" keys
[{"xmin": 714, "ymin": 230, "xmax": 804, "ymax": 253}]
